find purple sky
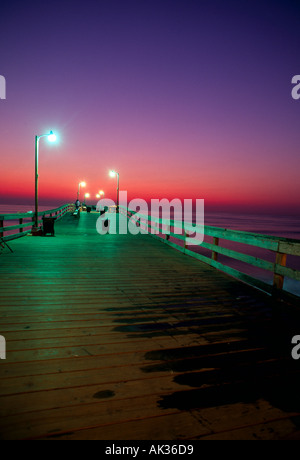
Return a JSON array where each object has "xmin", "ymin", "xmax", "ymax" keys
[{"xmin": 1, "ymin": 0, "xmax": 300, "ymax": 214}]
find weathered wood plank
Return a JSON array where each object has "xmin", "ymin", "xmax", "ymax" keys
[
  {"xmin": 1, "ymin": 212, "xmax": 300, "ymax": 440},
  {"xmin": 200, "ymin": 240, "xmax": 274, "ymax": 271},
  {"xmin": 53, "ymin": 400, "xmax": 299, "ymax": 441}
]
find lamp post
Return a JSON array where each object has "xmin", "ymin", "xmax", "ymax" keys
[
  {"xmin": 77, "ymin": 181, "xmax": 86, "ymax": 201},
  {"xmin": 109, "ymin": 170, "xmax": 119, "ymax": 213},
  {"xmin": 96, "ymin": 191, "xmax": 105, "ymax": 214},
  {"xmin": 34, "ymin": 131, "xmax": 57, "ymax": 232},
  {"xmin": 83, "ymin": 193, "xmax": 90, "ymax": 212},
  {"xmin": 84, "ymin": 193, "xmax": 90, "ymax": 205}
]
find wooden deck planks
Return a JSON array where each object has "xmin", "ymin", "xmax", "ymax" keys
[{"xmin": 0, "ymin": 211, "xmax": 300, "ymax": 440}]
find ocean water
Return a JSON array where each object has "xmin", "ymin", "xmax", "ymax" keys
[
  {"xmin": 204, "ymin": 211, "xmax": 300, "ymax": 240},
  {"xmin": 0, "ymin": 204, "xmax": 58, "ymax": 214},
  {"xmin": 1, "ymin": 204, "xmax": 300, "ymax": 297}
]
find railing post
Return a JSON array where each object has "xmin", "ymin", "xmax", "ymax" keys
[
  {"xmin": 273, "ymin": 252, "xmax": 287, "ymax": 291},
  {"xmin": 165, "ymin": 224, "xmax": 170, "ymax": 241},
  {"xmin": 19, "ymin": 218, "xmax": 23, "ymax": 233},
  {"xmin": 212, "ymin": 237, "xmax": 219, "ymax": 261},
  {"xmin": 184, "ymin": 231, "xmax": 188, "ymax": 250},
  {"xmin": 0, "ymin": 218, "xmax": 3, "ymax": 238}
]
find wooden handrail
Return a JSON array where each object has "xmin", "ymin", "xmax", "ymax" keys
[
  {"xmin": 0, "ymin": 204, "xmax": 74, "ymax": 241},
  {"xmin": 120, "ymin": 205, "xmax": 300, "ymax": 299},
  {"xmin": 2, "ymin": 203, "xmax": 299, "ymax": 300}
]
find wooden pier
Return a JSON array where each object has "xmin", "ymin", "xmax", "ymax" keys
[{"xmin": 0, "ymin": 210, "xmax": 300, "ymax": 440}]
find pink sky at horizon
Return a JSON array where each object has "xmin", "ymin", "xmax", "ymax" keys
[{"xmin": 1, "ymin": 0, "xmax": 300, "ymax": 217}]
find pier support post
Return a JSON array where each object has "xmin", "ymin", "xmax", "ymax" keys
[
  {"xmin": 184, "ymin": 231, "xmax": 188, "ymax": 250},
  {"xmin": 165, "ymin": 225, "xmax": 170, "ymax": 241},
  {"xmin": 273, "ymin": 252, "xmax": 287, "ymax": 292},
  {"xmin": 212, "ymin": 237, "xmax": 219, "ymax": 261}
]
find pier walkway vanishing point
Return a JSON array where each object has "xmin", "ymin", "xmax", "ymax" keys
[{"xmin": 0, "ymin": 208, "xmax": 300, "ymax": 440}]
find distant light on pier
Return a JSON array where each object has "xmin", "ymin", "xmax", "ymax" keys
[
  {"xmin": 77, "ymin": 181, "xmax": 86, "ymax": 201},
  {"xmin": 109, "ymin": 170, "xmax": 119, "ymax": 213}
]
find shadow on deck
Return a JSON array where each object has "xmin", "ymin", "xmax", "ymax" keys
[{"xmin": 0, "ymin": 211, "xmax": 300, "ymax": 440}]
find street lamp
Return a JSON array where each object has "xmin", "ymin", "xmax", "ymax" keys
[
  {"xmin": 77, "ymin": 181, "xmax": 86, "ymax": 201},
  {"xmin": 109, "ymin": 170, "xmax": 119, "ymax": 213},
  {"xmin": 83, "ymin": 193, "xmax": 91, "ymax": 212},
  {"xmin": 33, "ymin": 131, "xmax": 57, "ymax": 233}
]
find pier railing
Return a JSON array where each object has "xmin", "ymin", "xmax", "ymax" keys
[
  {"xmin": 2, "ymin": 203, "xmax": 299, "ymax": 300},
  {"xmin": 0, "ymin": 204, "xmax": 73, "ymax": 241},
  {"xmin": 120, "ymin": 205, "xmax": 300, "ymax": 299}
]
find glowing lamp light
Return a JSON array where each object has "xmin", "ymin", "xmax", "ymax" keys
[
  {"xmin": 48, "ymin": 131, "xmax": 57, "ymax": 142},
  {"xmin": 109, "ymin": 170, "xmax": 116, "ymax": 178}
]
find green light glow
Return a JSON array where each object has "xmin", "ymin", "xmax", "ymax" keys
[{"xmin": 48, "ymin": 131, "xmax": 57, "ymax": 142}]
